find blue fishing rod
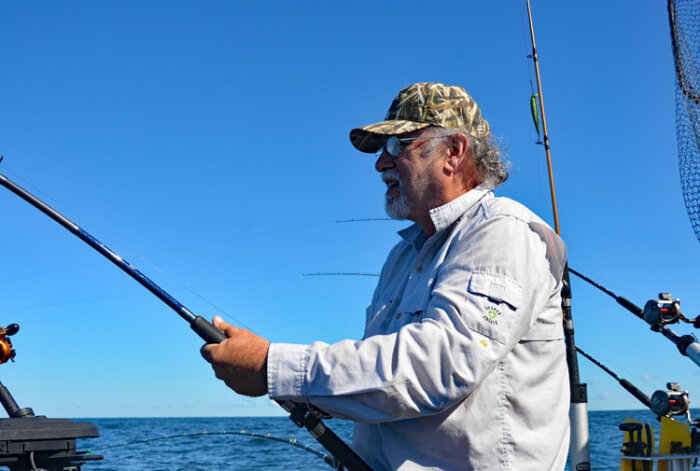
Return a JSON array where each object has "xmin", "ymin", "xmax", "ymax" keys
[{"xmin": 0, "ymin": 161, "xmax": 371, "ymax": 471}]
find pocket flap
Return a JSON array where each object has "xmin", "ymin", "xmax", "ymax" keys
[{"xmin": 468, "ymin": 272, "xmax": 523, "ymax": 310}]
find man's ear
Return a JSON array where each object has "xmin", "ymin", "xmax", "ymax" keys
[{"xmin": 443, "ymin": 133, "xmax": 469, "ymax": 174}]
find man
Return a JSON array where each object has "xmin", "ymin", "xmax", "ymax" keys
[{"xmin": 201, "ymin": 82, "xmax": 570, "ymax": 470}]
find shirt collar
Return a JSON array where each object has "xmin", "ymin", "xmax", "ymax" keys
[
  {"xmin": 398, "ymin": 183, "xmax": 492, "ymax": 249},
  {"xmin": 429, "ymin": 183, "xmax": 491, "ymax": 232}
]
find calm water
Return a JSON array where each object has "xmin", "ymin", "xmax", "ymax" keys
[{"xmin": 75, "ymin": 410, "xmax": 691, "ymax": 470}]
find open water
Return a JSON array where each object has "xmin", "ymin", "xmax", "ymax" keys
[{"xmin": 77, "ymin": 410, "xmax": 696, "ymax": 470}]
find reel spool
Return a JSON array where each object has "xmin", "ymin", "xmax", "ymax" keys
[
  {"xmin": 644, "ymin": 294, "xmax": 683, "ymax": 326},
  {"xmin": 0, "ymin": 323, "xmax": 19, "ymax": 365},
  {"xmin": 650, "ymin": 383, "xmax": 690, "ymax": 418}
]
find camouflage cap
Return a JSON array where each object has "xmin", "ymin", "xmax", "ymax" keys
[{"xmin": 350, "ymin": 82, "xmax": 490, "ymax": 153}]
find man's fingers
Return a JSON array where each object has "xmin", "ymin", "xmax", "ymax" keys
[{"xmin": 200, "ymin": 344, "xmax": 215, "ymax": 362}]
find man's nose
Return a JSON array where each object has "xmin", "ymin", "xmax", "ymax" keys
[{"xmin": 375, "ymin": 149, "xmax": 394, "ymax": 173}]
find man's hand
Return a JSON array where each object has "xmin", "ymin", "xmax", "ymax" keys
[{"xmin": 200, "ymin": 316, "xmax": 270, "ymax": 397}]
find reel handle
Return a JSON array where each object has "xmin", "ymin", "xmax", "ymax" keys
[{"xmin": 4, "ymin": 324, "xmax": 18, "ymax": 336}]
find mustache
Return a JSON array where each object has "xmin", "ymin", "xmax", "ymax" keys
[{"xmin": 381, "ymin": 169, "xmax": 401, "ymax": 184}]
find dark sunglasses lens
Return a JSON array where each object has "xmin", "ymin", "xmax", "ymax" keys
[{"xmin": 386, "ymin": 136, "xmax": 401, "ymax": 156}]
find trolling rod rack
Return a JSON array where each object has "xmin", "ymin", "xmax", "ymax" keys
[
  {"xmin": 568, "ymin": 267, "xmax": 700, "ymax": 368},
  {"xmin": 0, "ymin": 169, "xmax": 371, "ymax": 471}
]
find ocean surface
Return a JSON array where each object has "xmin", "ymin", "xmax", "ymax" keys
[{"xmin": 76, "ymin": 410, "xmax": 694, "ymax": 470}]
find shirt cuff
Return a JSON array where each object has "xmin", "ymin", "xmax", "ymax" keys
[{"xmin": 267, "ymin": 342, "xmax": 310, "ymax": 399}]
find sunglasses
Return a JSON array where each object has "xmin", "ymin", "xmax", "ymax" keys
[{"xmin": 377, "ymin": 135, "xmax": 447, "ymax": 158}]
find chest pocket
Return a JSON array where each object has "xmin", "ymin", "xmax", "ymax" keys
[{"xmin": 463, "ymin": 272, "xmax": 524, "ymax": 344}]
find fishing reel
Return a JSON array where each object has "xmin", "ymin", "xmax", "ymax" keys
[
  {"xmin": 650, "ymin": 383, "xmax": 690, "ymax": 418},
  {"xmin": 0, "ymin": 323, "xmax": 19, "ymax": 365},
  {"xmin": 644, "ymin": 293, "xmax": 700, "ymax": 328},
  {"xmin": 0, "ymin": 321, "xmax": 103, "ymax": 471}
]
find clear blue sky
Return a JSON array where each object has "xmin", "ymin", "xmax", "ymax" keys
[{"xmin": 1, "ymin": 1, "xmax": 698, "ymax": 418}]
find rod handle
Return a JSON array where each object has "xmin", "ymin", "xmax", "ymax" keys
[
  {"xmin": 288, "ymin": 403, "xmax": 372, "ymax": 471},
  {"xmin": 619, "ymin": 379, "xmax": 651, "ymax": 409},
  {"xmin": 616, "ymin": 297, "xmax": 644, "ymax": 319},
  {"xmin": 190, "ymin": 316, "xmax": 227, "ymax": 344}
]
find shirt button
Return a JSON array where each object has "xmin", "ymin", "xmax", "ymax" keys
[
  {"xmin": 396, "ymin": 313, "xmax": 401, "ymax": 319},
  {"xmin": 416, "ymin": 266, "xmax": 423, "ymax": 273}
]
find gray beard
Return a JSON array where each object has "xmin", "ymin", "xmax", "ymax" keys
[{"xmin": 383, "ymin": 173, "xmax": 411, "ymax": 220}]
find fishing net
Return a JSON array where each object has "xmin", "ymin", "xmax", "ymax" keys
[{"xmin": 668, "ymin": 0, "xmax": 700, "ymax": 243}]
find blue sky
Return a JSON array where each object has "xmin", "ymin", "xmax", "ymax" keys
[{"xmin": 1, "ymin": 1, "xmax": 698, "ymax": 418}]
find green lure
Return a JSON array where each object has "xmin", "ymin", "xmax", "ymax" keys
[{"xmin": 530, "ymin": 94, "xmax": 541, "ymax": 136}]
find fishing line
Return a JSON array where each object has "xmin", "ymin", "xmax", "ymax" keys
[
  {"xmin": 576, "ymin": 346, "xmax": 652, "ymax": 409},
  {"xmin": 0, "ymin": 163, "xmax": 62, "ymax": 207},
  {"xmin": 518, "ymin": 2, "xmax": 545, "ymax": 208},
  {"xmin": 132, "ymin": 255, "xmax": 254, "ymax": 332},
  {"xmin": 569, "ymin": 267, "xmax": 648, "ymax": 320},
  {"xmin": 518, "ymin": 1, "xmax": 537, "ymax": 96},
  {"xmin": 1, "ymin": 164, "xmax": 327, "ymax": 329},
  {"xmin": 570, "ymin": 266, "xmax": 700, "ymax": 369},
  {"xmin": 0, "ymin": 273, "xmax": 301, "ymax": 315},
  {"xmin": 89, "ymin": 428, "xmax": 337, "ymax": 467},
  {"xmin": 576, "ymin": 345, "xmax": 659, "ymax": 391},
  {"xmin": 0, "ymin": 222, "xmax": 329, "ymax": 284},
  {"xmin": 567, "ymin": 266, "xmax": 644, "ymax": 302}
]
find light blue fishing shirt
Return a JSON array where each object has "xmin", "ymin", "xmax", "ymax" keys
[{"xmin": 267, "ymin": 185, "xmax": 570, "ymax": 470}]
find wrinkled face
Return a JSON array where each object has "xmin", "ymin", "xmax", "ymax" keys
[{"xmin": 375, "ymin": 131, "xmax": 445, "ymax": 222}]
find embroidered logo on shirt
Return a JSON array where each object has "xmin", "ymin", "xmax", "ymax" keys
[{"xmin": 482, "ymin": 304, "xmax": 502, "ymax": 325}]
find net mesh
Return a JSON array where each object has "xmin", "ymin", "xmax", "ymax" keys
[{"xmin": 669, "ymin": 0, "xmax": 700, "ymax": 243}]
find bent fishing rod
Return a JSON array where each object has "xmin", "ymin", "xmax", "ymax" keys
[{"xmin": 0, "ymin": 166, "xmax": 372, "ymax": 471}]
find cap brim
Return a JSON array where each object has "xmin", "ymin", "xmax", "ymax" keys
[{"xmin": 349, "ymin": 120, "xmax": 430, "ymax": 153}]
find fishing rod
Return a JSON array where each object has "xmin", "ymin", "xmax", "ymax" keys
[
  {"xmin": 524, "ymin": 1, "xmax": 591, "ymax": 469},
  {"xmin": 301, "ymin": 272, "xmax": 379, "ymax": 277},
  {"xmin": 569, "ymin": 267, "xmax": 700, "ymax": 368},
  {"xmin": 0, "ymin": 165, "xmax": 372, "ymax": 471},
  {"xmin": 335, "ymin": 217, "xmax": 390, "ymax": 223},
  {"xmin": 575, "ymin": 347, "xmax": 651, "ymax": 409},
  {"xmin": 577, "ymin": 346, "xmax": 695, "ymax": 422}
]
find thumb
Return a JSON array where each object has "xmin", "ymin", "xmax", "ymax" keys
[{"xmin": 212, "ymin": 316, "xmax": 238, "ymax": 337}]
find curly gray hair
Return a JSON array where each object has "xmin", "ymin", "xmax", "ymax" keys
[{"xmin": 421, "ymin": 126, "xmax": 509, "ymax": 189}]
